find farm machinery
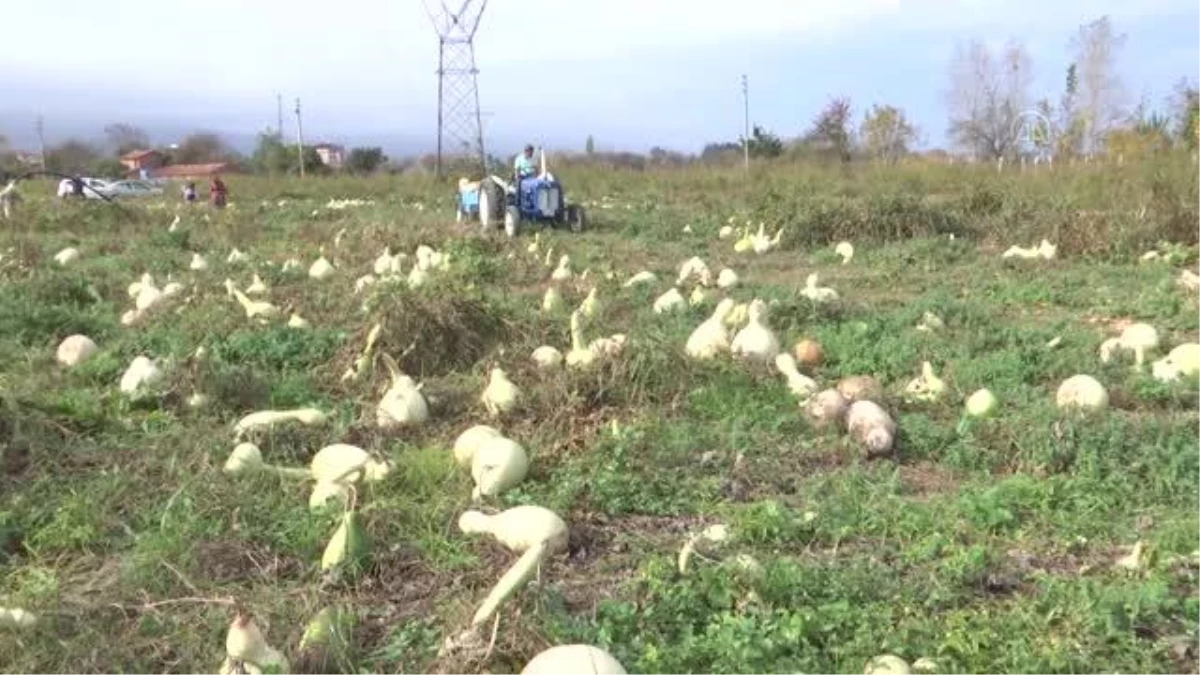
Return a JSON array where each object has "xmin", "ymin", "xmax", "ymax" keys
[{"xmin": 455, "ymin": 147, "xmax": 586, "ymax": 237}]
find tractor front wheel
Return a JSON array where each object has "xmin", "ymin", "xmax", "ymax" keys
[
  {"xmin": 478, "ymin": 179, "xmax": 503, "ymax": 231},
  {"xmin": 504, "ymin": 206, "xmax": 520, "ymax": 237}
]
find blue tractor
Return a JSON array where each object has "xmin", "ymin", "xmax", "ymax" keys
[{"xmin": 455, "ymin": 148, "xmax": 586, "ymax": 237}]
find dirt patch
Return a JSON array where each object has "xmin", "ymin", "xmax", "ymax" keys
[
  {"xmin": 191, "ymin": 537, "xmax": 304, "ymax": 584},
  {"xmin": 898, "ymin": 461, "xmax": 962, "ymax": 499}
]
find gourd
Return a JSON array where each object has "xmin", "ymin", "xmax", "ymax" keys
[
  {"xmin": 521, "ymin": 645, "xmax": 627, "ymax": 675},
  {"xmin": 730, "ymin": 298, "xmax": 780, "ymax": 363},
  {"xmin": 458, "ymin": 505, "xmax": 568, "ymax": 627},
  {"xmin": 56, "ymin": 334, "xmax": 98, "ymax": 367},
  {"xmin": 845, "ymin": 400, "xmax": 897, "ymax": 455},
  {"xmin": 685, "ymin": 298, "xmax": 734, "ymax": 359},
  {"xmin": 1056, "ymin": 374, "xmax": 1108, "ymax": 411},
  {"xmin": 375, "ymin": 353, "xmax": 429, "ymax": 429},
  {"xmin": 480, "ymin": 367, "xmax": 521, "ymax": 417},
  {"xmin": 471, "ymin": 434, "xmax": 529, "ymax": 499}
]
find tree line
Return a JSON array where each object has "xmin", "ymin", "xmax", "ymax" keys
[{"xmin": 0, "ymin": 126, "xmax": 390, "ymax": 179}]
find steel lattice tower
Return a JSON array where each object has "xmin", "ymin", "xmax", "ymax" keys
[{"xmin": 423, "ymin": 0, "xmax": 488, "ymax": 177}]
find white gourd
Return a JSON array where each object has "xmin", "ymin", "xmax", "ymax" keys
[
  {"xmin": 531, "ymin": 345, "xmax": 564, "ymax": 369},
  {"xmin": 542, "ymin": 287, "xmax": 563, "ymax": 312},
  {"xmin": 716, "ymin": 268, "xmax": 739, "ymax": 288},
  {"xmin": 119, "ymin": 355, "xmax": 164, "ymax": 395},
  {"xmin": 189, "ymin": 253, "xmax": 208, "ymax": 270},
  {"xmin": 580, "ymin": 288, "xmax": 601, "ymax": 318},
  {"xmin": 566, "ymin": 310, "xmax": 597, "ymax": 368},
  {"xmin": 246, "ymin": 273, "xmax": 268, "ymax": 295},
  {"xmin": 718, "ymin": 225, "xmax": 734, "ymax": 239},
  {"xmin": 685, "ymin": 298, "xmax": 734, "ymax": 359},
  {"xmin": 774, "ymin": 353, "xmax": 818, "ymax": 401},
  {"xmin": 458, "ymin": 505, "xmax": 569, "ymax": 626},
  {"xmin": 227, "ymin": 248, "xmax": 248, "ymax": 264},
  {"xmin": 453, "ymin": 424, "xmax": 503, "ymax": 468},
  {"xmin": 309, "ymin": 248, "xmax": 335, "ymax": 279},
  {"xmin": 730, "ymin": 299, "xmax": 781, "ymax": 362},
  {"xmin": 903, "ymin": 361, "xmax": 946, "ymax": 403},
  {"xmin": 56, "ymin": 334, "xmax": 98, "ymax": 367},
  {"xmin": 522, "ymin": 645, "xmax": 627, "ymax": 675},
  {"xmin": 845, "ymin": 400, "xmax": 897, "ymax": 454},
  {"xmin": 481, "ymin": 367, "xmax": 521, "ymax": 417},
  {"xmin": 0, "ymin": 607, "xmax": 37, "ymax": 629},
  {"xmin": 835, "ymin": 241, "xmax": 855, "ymax": 264},
  {"xmin": 689, "ymin": 286, "xmax": 708, "ymax": 306},
  {"xmin": 1151, "ymin": 343, "xmax": 1200, "ymax": 383},
  {"xmin": 311, "ymin": 443, "xmax": 391, "ymax": 484},
  {"xmin": 54, "ymin": 247, "xmax": 80, "ymax": 265},
  {"xmin": 233, "ymin": 408, "xmax": 328, "ymax": 437},
  {"xmin": 801, "ymin": 273, "xmax": 838, "ymax": 303},
  {"xmin": 1056, "ymin": 374, "xmax": 1108, "ymax": 411},
  {"xmin": 675, "ymin": 257, "xmax": 711, "ymax": 286},
  {"xmin": 471, "ymin": 435, "xmax": 529, "ymax": 499},
  {"xmin": 376, "ymin": 353, "xmax": 430, "ymax": 429},
  {"xmin": 653, "ymin": 287, "xmax": 685, "ymax": 313},
  {"xmin": 224, "ymin": 614, "xmax": 289, "ymax": 673},
  {"xmin": 551, "ymin": 255, "xmax": 572, "ymax": 281},
  {"xmin": 807, "ymin": 388, "xmax": 848, "ymax": 427},
  {"xmin": 232, "ymin": 289, "xmax": 279, "ymax": 320},
  {"xmin": 623, "ymin": 270, "xmax": 657, "ymax": 287}
]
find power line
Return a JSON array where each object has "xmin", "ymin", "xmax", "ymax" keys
[{"xmin": 294, "ymin": 98, "xmax": 306, "ymax": 178}]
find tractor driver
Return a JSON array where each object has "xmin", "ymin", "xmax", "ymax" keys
[{"xmin": 514, "ymin": 144, "xmax": 537, "ymax": 179}]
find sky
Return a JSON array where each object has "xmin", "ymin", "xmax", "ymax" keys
[{"xmin": 1, "ymin": 0, "xmax": 1197, "ymax": 156}]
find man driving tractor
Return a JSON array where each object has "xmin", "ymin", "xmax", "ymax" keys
[{"xmin": 514, "ymin": 144, "xmax": 537, "ymax": 179}]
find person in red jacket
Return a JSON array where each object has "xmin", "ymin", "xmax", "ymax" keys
[{"xmin": 209, "ymin": 176, "xmax": 228, "ymax": 208}]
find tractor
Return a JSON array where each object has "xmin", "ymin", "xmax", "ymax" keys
[{"xmin": 455, "ymin": 147, "xmax": 586, "ymax": 237}]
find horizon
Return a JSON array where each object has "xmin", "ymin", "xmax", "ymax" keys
[{"xmin": 1, "ymin": 0, "xmax": 1197, "ymax": 157}]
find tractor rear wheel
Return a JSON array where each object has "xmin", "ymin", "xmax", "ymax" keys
[{"xmin": 567, "ymin": 205, "xmax": 586, "ymax": 233}]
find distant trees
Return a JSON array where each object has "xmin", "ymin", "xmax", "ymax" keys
[
  {"xmin": 860, "ymin": 104, "xmax": 918, "ymax": 163},
  {"xmin": 103, "ymin": 123, "xmax": 150, "ymax": 156},
  {"xmin": 173, "ymin": 131, "xmax": 237, "ymax": 165},
  {"xmin": 1069, "ymin": 16, "xmax": 1129, "ymax": 156},
  {"xmin": 346, "ymin": 147, "xmax": 388, "ymax": 174},
  {"xmin": 250, "ymin": 132, "xmax": 326, "ymax": 175},
  {"xmin": 45, "ymin": 139, "xmax": 101, "ymax": 174},
  {"xmin": 944, "ymin": 38, "xmax": 1033, "ymax": 159},
  {"xmin": 585, "ymin": 134, "xmax": 595, "ymax": 155},
  {"xmin": 801, "ymin": 97, "xmax": 855, "ymax": 163}
]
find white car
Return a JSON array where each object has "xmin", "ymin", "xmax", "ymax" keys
[
  {"xmin": 57, "ymin": 177, "xmax": 112, "ymax": 199},
  {"xmin": 105, "ymin": 180, "xmax": 164, "ymax": 197}
]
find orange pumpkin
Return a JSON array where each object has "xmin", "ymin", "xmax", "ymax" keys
[{"xmin": 793, "ymin": 339, "xmax": 824, "ymax": 368}]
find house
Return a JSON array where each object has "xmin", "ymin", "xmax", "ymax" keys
[
  {"xmin": 313, "ymin": 143, "xmax": 346, "ymax": 168},
  {"xmin": 120, "ymin": 149, "xmax": 165, "ymax": 174},
  {"xmin": 150, "ymin": 163, "xmax": 237, "ymax": 180}
]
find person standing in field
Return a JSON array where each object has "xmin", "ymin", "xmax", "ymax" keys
[
  {"xmin": 209, "ymin": 176, "xmax": 227, "ymax": 209},
  {"xmin": 183, "ymin": 181, "xmax": 197, "ymax": 204}
]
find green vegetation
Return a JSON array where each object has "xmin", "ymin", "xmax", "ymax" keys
[{"xmin": 0, "ymin": 155, "xmax": 1196, "ymax": 673}]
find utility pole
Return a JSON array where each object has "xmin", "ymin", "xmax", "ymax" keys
[
  {"xmin": 276, "ymin": 93, "xmax": 284, "ymax": 139},
  {"xmin": 294, "ymin": 98, "xmax": 305, "ymax": 178},
  {"xmin": 35, "ymin": 115, "xmax": 46, "ymax": 171},
  {"xmin": 741, "ymin": 75, "xmax": 750, "ymax": 172}
]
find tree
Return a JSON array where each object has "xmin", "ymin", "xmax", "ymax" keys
[
  {"xmin": 1069, "ymin": 15, "xmax": 1129, "ymax": 156},
  {"xmin": 174, "ymin": 131, "xmax": 235, "ymax": 164},
  {"xmin": 860, "ymin": 104, "xmax": 918, "ymax": 163},
  {"xmin": 745, "ymin": 125, "xmax": 784, "ymax": 159},
  {"xmin": 249, "ymin": 132, "xmax": 326, "ymax": 175},
  {"xmin": 1168, "ymin": 77, "xmax": 1198, "ymax": 151},
  {"xmin": 1055, "ymin": 64, "xmax": 1086, "ymax": 158},
  {"xmin": 945, "ymin": 38, "xmax": 1033, "ymax": 159},
  {"xmin": 104, "ymin": 123, "xmax": 149, "ymax": 156},
  {"xmin": 90, "ymin": 157, "xmax": 128, "ymax": 179},
  {"xmin": 585, "ymin": 135, "xmax": 595, "ymax": 155},
  {"xmin": 345, "ymin": 147, "xmax": 388, "ymax": 174},
  {"xmin": 803, "ymin": 97, "xmax": 854, "ymax": 162},
  {"xmin": 45, "ymin": 139, "xmax": 101, "ymax": 173}
]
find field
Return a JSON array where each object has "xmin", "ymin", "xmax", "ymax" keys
[{"xmin": 1, "ymin": 157, "xmax": 1198, "ymax": 674}]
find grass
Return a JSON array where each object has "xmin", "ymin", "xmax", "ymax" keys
[{"xmin": 0, "ymin": 155, "xmax": 1197, "ymax": 674}]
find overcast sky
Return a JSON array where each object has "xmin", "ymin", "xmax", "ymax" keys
[{"xmin": 1, "ymin": 0, "xmax": 1196, "ymax": 154}]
